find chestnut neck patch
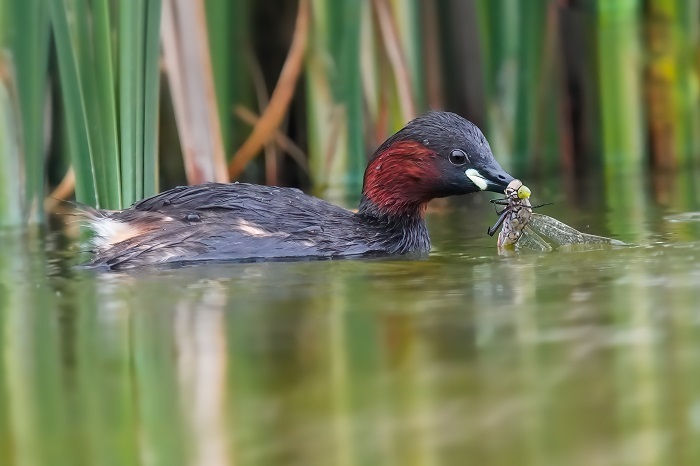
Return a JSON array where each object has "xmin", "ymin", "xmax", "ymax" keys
[{"xmin": 359, "ymin": 140, "xmax": 440, "ymax": 219}]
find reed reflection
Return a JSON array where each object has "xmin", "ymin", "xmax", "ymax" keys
[{"xmin": 2, "ymin": 229, "xmax": 700, "ymax": 465}]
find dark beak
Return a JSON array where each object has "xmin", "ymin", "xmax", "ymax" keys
[{"xmin": 465, "ymin": 159, "xmax": 515, "ymax": 194}]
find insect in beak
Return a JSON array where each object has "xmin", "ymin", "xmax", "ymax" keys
[{"xmin": 486, "ymin": 194, "xmax": 552, "ymax": 237}]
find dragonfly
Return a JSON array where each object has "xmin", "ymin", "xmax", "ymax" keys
[{"xmin": 487, "ymin": 180, "xmax": 625, "ymax": 252}]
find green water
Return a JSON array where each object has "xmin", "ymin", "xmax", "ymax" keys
[{"xmin": 2, "ymin": 178, "xmax": 700, "ymax": 466}]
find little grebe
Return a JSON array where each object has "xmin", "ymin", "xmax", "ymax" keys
[{"xmin": 83, "ymin": 112, "xmax": 514, "ymax": 269}]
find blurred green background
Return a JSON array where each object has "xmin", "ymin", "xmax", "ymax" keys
[
  {"xmin": 0, "ymin": 0, "xmax": 700, "ymax": 225},
  {"xmin": 3, "ymin": 3, "xmax": 700, "ymax": 466},
  {"xmin": 1, "ymin": 0, "xmax": 699, "ymax": 227}
]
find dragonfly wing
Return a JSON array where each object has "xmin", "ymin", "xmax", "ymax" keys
[
  {"xmin": 527, "ymin": 213, "xmax": 625, "ymax": 246},
  {"xmin": 517, "ymin": 227, "xmax": 553, "ymax": 251}
]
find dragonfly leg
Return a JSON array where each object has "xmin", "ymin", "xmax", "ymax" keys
[
  {"xmin": 531, "ymin": 202, "xmax": 554, "ymax": 209},
  {"xmin": 487, "ymin": 209, "xmax": 509, "ymax": 236}
]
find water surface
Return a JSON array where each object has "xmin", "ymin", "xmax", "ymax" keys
[{"xmin": 2, "ymin": 176, "xmax": 700, "ymax": 466}]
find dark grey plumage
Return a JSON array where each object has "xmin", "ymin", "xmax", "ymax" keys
[{"xmin": 84, "ymin": 182, "xmax": 430, "ymax": 269}]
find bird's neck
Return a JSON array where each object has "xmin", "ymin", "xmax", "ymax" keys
[
  {"xmin": 358, "ymin": 140, "xmax": 437, "ymax": 220},
  {"xmin": 356, "ymin": 200, "xmax": 431, "ymax": 254}
]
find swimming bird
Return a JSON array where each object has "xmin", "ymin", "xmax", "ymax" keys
[{"xmin": 83, "ymin": 111, "xmax": 514, "ymax": 269}]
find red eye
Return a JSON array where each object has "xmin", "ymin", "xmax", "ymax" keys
[{"xmin": 449, "ymin": 149, "xmax": 468, "ymax": 166}]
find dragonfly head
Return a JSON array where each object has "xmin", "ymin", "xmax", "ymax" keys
[{"xmin": 505, "ymin": 179, "xmax": 531, "ymax": 200}]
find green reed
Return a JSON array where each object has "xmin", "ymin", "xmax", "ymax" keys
[
  {"xmin": 306, "ymin": 0, "xmax": 426, "ymax": 200},
  {"xmin": 646, "ymin": 0, "xmax": 700, "ymax": 169},
  {"xmin": 205, "ymin": 0, "xmax": 254, "ymax": 157},
  {"xmin": 595, "ymin": 0, "xmax": 646, "ymax": 169},
  {"xmin": 305, "ymin": 0, "xmax": 365, "ymax": 199},
  {"xmin": 50, "ymin": 0, "xmax": 162, "ymax": 209},
  {"xmin": 475, "ymin": 0, "xmax": 561, "ymax": 174},
  {"xmin": 0, "ymin": 0, "xmax": 50, "ymax": 227}
]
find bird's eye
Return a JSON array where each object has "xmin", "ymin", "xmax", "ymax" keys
[{"xmin": 449, "ymin": 149, "xmax": 468, "ymax": 166}]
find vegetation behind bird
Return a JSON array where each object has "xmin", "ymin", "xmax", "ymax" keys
[{"xmin": 1, "ymin": 0, "xmax": 699, "ymax": 227}]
